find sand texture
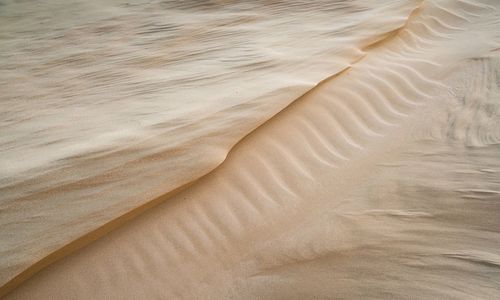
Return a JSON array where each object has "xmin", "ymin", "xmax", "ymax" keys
[
  {"xmin": 0, "ymin": 0, "xmax": 418, "ymax": 289},
  {"xmin": 2, "ymin": 0, "xmax": 500, "ymax": 298}
]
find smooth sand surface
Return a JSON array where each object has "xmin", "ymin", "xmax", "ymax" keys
[{"xmin": 3, "ymin": 0, "xmax": 500, "ymax": 298}]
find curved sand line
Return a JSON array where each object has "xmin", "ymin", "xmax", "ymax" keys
[{"xmin": 4, "ymin": 0, "xmax": 500, "ymax": 298}]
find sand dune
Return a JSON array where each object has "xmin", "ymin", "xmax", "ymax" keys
[
  {"xmin": 0, "ymin": 0, "xmax": 421, "ymax": 290},
  {"xmin": 2, "ymin": 0, "xmax": 500, "ymax": 298}
]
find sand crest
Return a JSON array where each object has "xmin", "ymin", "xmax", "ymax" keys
[{"xmin": 2, "ymin": 0, "xmax": 500, "ymax": 298}]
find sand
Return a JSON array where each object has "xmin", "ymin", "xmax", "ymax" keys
[
  {"xmin": 2, "ymin": 0, "xmax": 500, "ymax": 298},
  {"xmin": 0, "ymin": 0, "xmax": 418, "ymax": 290}
]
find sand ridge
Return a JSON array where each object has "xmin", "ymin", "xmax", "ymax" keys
[
  {"xmin": 2, "ymin": 0, "xmax": 500, "ymax": 298},
  {"xmin": 0, "ymin": 0, "xmax": 422, "ymax": 290},
  {"xmin": 3, "ymin": 0, "xmax": 500, "ymax": 298}
]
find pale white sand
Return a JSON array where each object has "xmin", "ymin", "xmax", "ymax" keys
[{"xmin": 2, "ymin": 0, "xmax": 500, "ymax": 298}]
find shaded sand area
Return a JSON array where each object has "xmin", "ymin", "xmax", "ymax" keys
[{"xmin": 3, "ymin": 0, "xmax": 500, "ymax": 298}]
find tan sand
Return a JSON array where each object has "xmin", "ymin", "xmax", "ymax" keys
[
  {"xmin": 3, "ymin": 0, "xmax": 500, "ymax": 298},
  {"xmin": 0, "ymin": 0, "xmax": 419, "ymax": 289}
]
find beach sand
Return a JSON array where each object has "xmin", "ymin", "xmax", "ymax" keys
[{"xmin": 2, "ymin": 0, "xmax": 500, "ymax": 298}]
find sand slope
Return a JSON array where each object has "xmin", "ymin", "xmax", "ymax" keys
[
  {"xmin": 0, "ymin": 0, "xmax": 420, "ymax": 289},
  {"xmin": 3, "ymin": 0, "xmax": 500, "ymax": 298}
]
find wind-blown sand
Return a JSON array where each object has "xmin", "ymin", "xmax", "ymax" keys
[
  {"xmin": 0, "ymin": 0, "xmax": 418, "ymax": 290},
  {"xmin": 2, "ymin": 0, "xmax": 500, "ymax": 298}
]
